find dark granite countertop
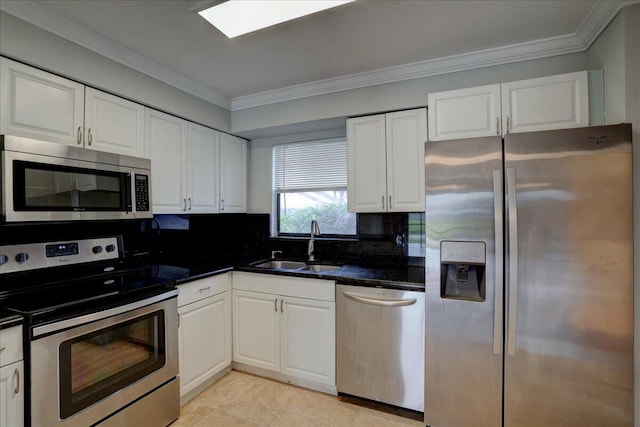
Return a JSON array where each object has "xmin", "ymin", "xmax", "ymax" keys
[{"xmin": 159, "ymin": 256, "xmax": 425, "ymax": 292}]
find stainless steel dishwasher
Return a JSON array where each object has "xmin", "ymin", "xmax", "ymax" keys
[{"xmin": 336, "ymin": 283, "xmax": 425, "ymax": 412}]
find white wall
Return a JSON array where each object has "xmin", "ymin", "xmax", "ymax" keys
[
  {"xmin": 0, "ymin": 11, "xmax": 230, "ymax": 132},
  {"xmin": 622, "ymin": 4, "xmax": 640, "ymax": 426},
  {"xmin": 232, "ymin": 53, "xmax": 588, "ymax": 137},
  {"xmin": 586, "ymin": 11, "xmax": 626, "ymax": 124}
]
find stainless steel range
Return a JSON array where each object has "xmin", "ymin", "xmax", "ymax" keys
[{"xmin": 0, "ymin": 236, "xmax": 179, "ymax": 427}]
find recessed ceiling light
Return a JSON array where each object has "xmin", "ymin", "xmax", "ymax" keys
[{"xmin": 195, "ymin": 0, "xmax": 355, "ymax": 38}]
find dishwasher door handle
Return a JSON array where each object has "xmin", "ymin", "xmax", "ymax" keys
[{"xmin": 342, "ymin": 291, "xmax": 417, "ymax": 307}]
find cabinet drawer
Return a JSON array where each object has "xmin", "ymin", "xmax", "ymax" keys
[
  {"xmin": 178, "ymin": 273, "xmax": 230, "ymax": 307},
  {"xmin": 0, "ymin": 325, "xmax": 23, "ymax": 367}
]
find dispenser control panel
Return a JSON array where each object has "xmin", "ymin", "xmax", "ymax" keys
[{"xmin": 441, "ymin": 241, "xmax": 486, "ymax": 264}]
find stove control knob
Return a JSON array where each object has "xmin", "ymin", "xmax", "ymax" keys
[
  {"xmin": 0, "ymin": 255, "xmax": 8, "ymax": 265},
  {"xmin": 105, "ymin": 244, "xmax": 116, "ymax": 253},
  {"xmin": 92, "ymin": 246, "xmax": 103, "ymax": 254},
  {"xmin": 15, "ymin": 252, "xmax": 29, "ymax": 263}
]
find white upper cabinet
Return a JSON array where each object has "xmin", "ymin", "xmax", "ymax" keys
[
  {"xmin": 428, "ymin": 84, "xmax": 501, "ymax": 141},
  {"xmin": 427, "ymin": 71, "xmax": 589, "ymax": 141},
  {"xmin": 347, "ymin": 114, "xmax": 387, "ymax": 213},
  {"xmin": 187, "ymin": 124, "xmax": 220, "ymax": 213},
  {"xmin": 147, "ymin": 109, "xmax": 187, "ymax": 214},
  {"xmin": 348, "ymin": 108, "xmax": 426, "ymax": 213},
  {"xmin": 500, "ymin": 71, "xmax": 588, "ymax": 134},
  {"xmin": 84, "ymin": 87, "xmax": 145, "ymax": 157},
  {"xmin": 385, "ymin": 109, "xmax": 427, "ymax": 212},
  {"xmin": 146, "ymin": 108, "xmax": 243, "ymax": 215},
  {"xmin": 219, "ymin": 133, "xmax": 247, "ymax": 213},
  {"xmin": 1, "ymin": 58, "xmax": 146, "ymax": 157},
  {"xmin": 1, "ymin": 57, "xmax": 84, "ymax": 146}
]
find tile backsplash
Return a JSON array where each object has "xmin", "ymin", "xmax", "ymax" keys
[{"xmin": 0, "ymin": 212, "xmax": 424, "ymax": 267}]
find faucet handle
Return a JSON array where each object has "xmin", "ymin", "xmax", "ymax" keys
[{"xmin": 271, "ymin": 250, "xmax": 283, "ymax": 259}]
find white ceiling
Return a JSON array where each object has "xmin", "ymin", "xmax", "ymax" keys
[{"xmin": 0, "ymin": 0, "xmax": 631, "ymax": 111}]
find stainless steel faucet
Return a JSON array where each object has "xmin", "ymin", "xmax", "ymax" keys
[{"xmin": 308, "ymin": 219, "xmax": 320, "ymax": 262}]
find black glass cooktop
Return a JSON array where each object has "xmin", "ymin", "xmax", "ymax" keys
[{"xmin": 3, "ymin": 264, "xmax": 176, "ymax": 326}]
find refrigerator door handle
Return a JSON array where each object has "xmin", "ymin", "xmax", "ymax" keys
[
  {"xmin": 506, "ymin": 167, "xmax": 519, "ymax": 356},
  {"xmin": 492, "ymin": 170, "xmax": 504, "ymax": 355}
]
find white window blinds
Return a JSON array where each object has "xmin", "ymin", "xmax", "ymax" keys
[{"xmin": 273, "ymin": 139, "xmax": 347, "ymax": 192}]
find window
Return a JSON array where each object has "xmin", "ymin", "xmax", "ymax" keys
[{"xmin": 273, "ymin": 139, "xmax": 356, "ymax": 236}]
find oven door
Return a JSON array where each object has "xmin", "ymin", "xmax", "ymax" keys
[{"xmin": 30, "ymin": 291, "xmax": 178, "ymax": 427}]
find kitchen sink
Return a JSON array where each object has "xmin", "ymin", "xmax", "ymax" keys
[
  {"xmin": 251, "ymin": 260, "xmax": 342, "ymax": 273},
  {"xmin": 252, "ymin": 260, "xmax": 307, "ymax": 270},
  {"xmin": 301, "ymin": 264, "xmax": 342, "ymax": 273}
]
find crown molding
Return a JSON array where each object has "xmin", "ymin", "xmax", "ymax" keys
[
  {"xmin": 1, "ymin": 0, "xmax": 632, "ymax": 113},
  {"xmin": 231, "ymin": 32, "xmax": 586, "ymax": 111},
  {"xmin": 0, "ymin": 0, "xmax": 232, "ymax": 109},
  {"xmin": 231, "ymin": 0, "xmax": 630, "ymax": 111}
]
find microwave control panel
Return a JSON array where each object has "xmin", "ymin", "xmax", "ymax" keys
[{"xmin": 134, "ymin": 174, "xmax": 150, "ymax": 212}]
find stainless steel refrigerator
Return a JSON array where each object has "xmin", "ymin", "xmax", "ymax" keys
[{"xmin": 424, "ymin": 124, "xmax": 634, "ymax": 427}]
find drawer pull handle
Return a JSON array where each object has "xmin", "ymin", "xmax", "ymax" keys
[
  {"xmin": 14, "ymin": 368, "xmax": 20, "ymax": 394},
  {"xmin": 280, "ymin": 299, "xmax": 284, "ymax": 312},
  {"xmin": 274, "ymin": 298, "xmax": 278, "ymax": 312},
  {"xmin": 199, "ymin": 286, "xmax": 210, "ymax": 293},
  {"xmin": 0, "ymin": 346, "xmax": 5, "ymax": 352}
]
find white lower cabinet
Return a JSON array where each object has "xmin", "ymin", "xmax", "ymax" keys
[
  {"xmin": 0, "ymin": 325, "xmax": 23, "ymax": 427},
  {"xmin": 0, "ymin": 361, "xmax": 24, "ymax": 427},
  {"xmin": 177, "ymin": 274, "xmax": 231, "ymax": 403},
  {"xmin": 232, "ymin": 272, "xmax": 336, "ymax": 389}
]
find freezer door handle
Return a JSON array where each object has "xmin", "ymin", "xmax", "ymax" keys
[
  {"xmin": 342, "ymin": 291, "xmax": 416, "ymax": 307},
  {"xmin": 506, "ymin": 167, "xmax": 519, "ymax": 356},
  {"xmin": 493, "ymin": 170, "xmax": 504, "ymax": 355}
]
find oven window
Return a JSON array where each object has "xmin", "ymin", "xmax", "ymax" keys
[
  {"xmin": 58, "ymin": 311, "xmax": 165, "ymax": 419},
  {"xmin": 13, "ymin": 160, "xmax": 130, "ymax": 211}
]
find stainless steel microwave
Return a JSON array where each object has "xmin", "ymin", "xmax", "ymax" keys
[{"xmin": 1, "ymin": 135, "xmax": 152, "ymax": 222}]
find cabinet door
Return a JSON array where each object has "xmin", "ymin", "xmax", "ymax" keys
[
  {"xmin": 219, "ymin": 134, "xmax": 247, "ymax": 213},
  {"xmin": 147, "ymin": 109, "xmax": 187, "ymax": 213},
  {"xmin": 84, "ymin": 87, "xmax": 145, "ymax": 157},
  {"xmin": 187, "ymin": 124, "xmax": 220, "ymax": 213},
  {"xmin": 427, "ymin": 84, "xmax": 501, "ymax": 141},
  {"xmin": 0, "ymin": 57, "xmax": 84, "ymax": 146},
  {"xmin": 178, "ymin": 291, "xmax": 231, "ymax": 397},
  {"xmin": 347, "ymin": 114, "xmax": 388, "ymax": 212},
  {"xmin": 501, "ymin": 71, "xmax": 588, "ymax": 135},
  {"xmin": 0, "ymin": 361, "xmax": 24, "ymax": 427},
  {"xmin": 385, "ymin": 108, "xmax": 427, "ymax": 212},
  {"xmin": 280, "ymin": 297, "xmax": 335, "ymax": 385},
  {"xmin": 232, "ymin": 290, "xmax": 279, "ymax": 371}
]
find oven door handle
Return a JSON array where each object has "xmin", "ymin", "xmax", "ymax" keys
[{"xmin": 32, "ymin": 289, "xmax": 178, "ymax": 338}]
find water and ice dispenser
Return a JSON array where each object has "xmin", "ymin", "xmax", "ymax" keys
[{"xmin": 440, "ymin": 241, "xmax": 486, "ymax": 302}]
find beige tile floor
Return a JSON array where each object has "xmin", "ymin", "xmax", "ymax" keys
[{"xmin": 172, "ymin": 371, "xmax": 423, "ymax": 427}]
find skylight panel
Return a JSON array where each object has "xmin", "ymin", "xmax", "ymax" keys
[{"xmin": 196, "ymin": 0, "xmax": 354, "ymax": 38}]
